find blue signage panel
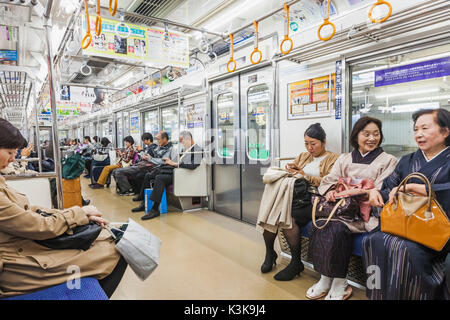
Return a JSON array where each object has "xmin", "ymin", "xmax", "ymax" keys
[
  {"xmin": 0, "ymin": 50, "xmax": 17, "ymax": 61},
  {"xmin": 375, "ymin": 57, "xmax": 450, "ymax": 87}
]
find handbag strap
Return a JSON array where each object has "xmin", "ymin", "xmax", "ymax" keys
[
  {"xmin": 312, "ymin": 196, "xmax": 345, "ymax": 230},
  {"xmin": 396, "ymin": 172, "xmax": 434, "ymax": 215}
]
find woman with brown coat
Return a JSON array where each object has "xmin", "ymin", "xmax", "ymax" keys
[{"xmin": 0, "ymin": 118, "xmax": 127, "ymax": 298}]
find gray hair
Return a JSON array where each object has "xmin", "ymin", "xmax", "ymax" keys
[{"xmin": 180, "ymin": 131, "xmax": 193, "ymax": 141}]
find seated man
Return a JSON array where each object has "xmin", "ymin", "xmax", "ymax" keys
[
  {"xmin": 131, "ymin": 131, "xmax": 173, "ymax": 199},
  {"xmin": 113, "ymin": 132, "xmax": 158, "ymax": 196},
  {"xmin": 133, "ymin": 131, "xmax": 203, "ymax": 220}
]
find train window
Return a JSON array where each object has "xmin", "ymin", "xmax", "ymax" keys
[
  {"xmin": 180, "ymin": 103, "xmax": 205, "ymax": 148},
  {"xmin": 144, "ymin": 110, "xmax": 160, "ymax": 138},
  {"xmin": 350, "ymin": 44, "xmax": 450, "ymax": 158},
  {"xmin": 117, "ymin": 115, "xmax": 123, "ymax": 148},
  {"xmin": 161, "ymin": 106, "xmax": 179, "ymax": 145},
  {"xmin": 247, "ymin": 84, "xmax": 270, "ymax": 161},
  {"xmin": 217, "ymin": 93, "xmax": 235, "ymax": 158}
]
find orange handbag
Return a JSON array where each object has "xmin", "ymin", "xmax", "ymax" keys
[{"xmin": 380, "ymin": 172, "xmax": 450, "ymax": 251}]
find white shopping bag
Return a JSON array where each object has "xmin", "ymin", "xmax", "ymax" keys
[
  {"xmin": 109, "ymin": 149, "xmax": 117, "ymax": 165},
  {"xmin": 107, "ymin": 219, "xmax": 161, "ymax": 281}
]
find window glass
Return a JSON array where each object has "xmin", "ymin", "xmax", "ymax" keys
[
  {"xmin": 350, "ymin": 44, "xmax": 450, "ymax": 158},
  {"xmin": 217, "ymin": 93, "xmax": 234, "ymax": 158},
  {"xmin": 161, "ymin": 106, "xmax": 179, "ymax": 145},
  {"xmin": 247, "ymin": 84, "xmax": 270, "ymax": 160},
  {"xmin": 144, "ymin": 110, "xmax": 159, "ymax": 138},
  {"xmin": 180, "ymin": 103, "xmax": 205, "ymax": 148}
]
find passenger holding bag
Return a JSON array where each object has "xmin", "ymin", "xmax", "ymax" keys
[
  {"xmin": 365, "ymin": 108, "xmax": 450, "ymax": 300},
  {"xmin": 257, "ymin": 123, "xmax": 338, "ymax": 281}
]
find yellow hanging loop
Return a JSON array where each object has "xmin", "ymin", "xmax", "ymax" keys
[
  {"xmin": 280, "ymin": 3, "xmax": 293, "ymax": 55},
  {"xmin": 227, "ymin": 34, "xmax": 237, "ymax": 73},
  {"xmin": 81, "ymin": 0, "xmax": 92, "ymax": 49},
  {"xmin": 109, "ymin": 0, "xmax": 118, "ymax": 16},
  {"xmin": 318, "ymin": 0, "xmax": 336, "ymax": 41},
  {"xmin": 95, "ymin": 0, "xmax": 102, "ymax": 36},
  {"xmin": 250, "ymin": 21, "xmax": 262, "ymax": 65},
  {"xmin": 368, "ymin": 0, "xmax": 392, "ymax": 23}
]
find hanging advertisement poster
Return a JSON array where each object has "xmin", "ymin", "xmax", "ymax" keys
[
  {"xmin": 130, "ymin": 116, "xmax": 140, "ymax": 134},
  {"xmin": 0, "ymin": 50, "xmax": 17, "ymax": 66},
  {"xmin": 81, "ymin": 16, "xmax": 148, "ymax": 61},
  {"xmin": 147, "ymin": 27, "xmax": 189, "ymax": 68},
  {"xmin": 288, "ymin": 73, "xmax": 335, "ymax": 120},
  {"xmin": 185, "ymin": 104, "xmax": 205, "ymax": 129}
]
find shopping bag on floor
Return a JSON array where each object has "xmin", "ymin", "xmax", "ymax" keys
[{"xmin": 106, "ymin": 219, "xmax": 161, "ymax": 281}]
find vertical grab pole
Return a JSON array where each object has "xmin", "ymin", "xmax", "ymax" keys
[
  {"xmin": 33, "ymin": 82, "xmax": 43, "ymax": 173},
  {"xmin": 44, "ymin": 0, "xmax": 64, "ymax": 209}
]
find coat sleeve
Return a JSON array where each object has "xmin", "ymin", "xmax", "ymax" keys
[
  {"xmin": 373, "ymin": 155, "xmax": 398, "ymax": 190},
  {"xmin": 0, "ymin": 193, "xmax": 89, "ymax": 240},
  {"xmin": 317, "ymin": 154, "xmax": 345, "ymax": 195}
]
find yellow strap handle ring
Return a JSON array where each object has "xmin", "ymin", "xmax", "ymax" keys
[
  {"xmin": 95, "ymin": 16, "xmax": 102, "ymax": 36},
  {"xmin": 227, "ymin": 58, "xmax": 237, "ymax": 73},
  {"xmin": 250, "ymin": 49, "xmax": 262, "ymax": 65},
  {"xmin": 280, "ymin": 36, "xmax": 293, "ymax": 55},
  {"xmin": 318, "ymin": 18, "xmax": 336, "ymax": 41},
  {"xmin": 109, "ymin": 0, "xmax": 118, "ymax": 16},
  {"xmin": 369, "ymin": 0, "xmax": 392, "ymax": 23},
  {"xmin": 81, "ymin": 33, "xmax": 92, "ymax": 49}
]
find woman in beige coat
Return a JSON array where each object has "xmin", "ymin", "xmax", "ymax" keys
[
  {"xmin": 257, "ymin": 123, "xmax": 338, "ymax": 281},
  {"xmin": 0, "ymin": 119, "xmax": 126, "ymax": 298}
]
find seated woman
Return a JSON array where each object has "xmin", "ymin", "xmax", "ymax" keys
[
  {"xmin": 0, "ymin": 118, "xmax": 127, "ymax": 298},
  {"xmin": 365, "ymin": 108, "xmax": 450, "ymax": 300},
  {"xmin": 257, "ymin": 123, "xmax": 339, "ymax": 281},
  {"xmin": 90, "ymin": 136, "xmax": 135, "ymax": 189},
  {"xmin": 306, "ymin": 116, "xmax": 397, "ymax": 300},
  {"xmin": 82, "ymin": 136, "xmax": 94, "ymax": 178}
]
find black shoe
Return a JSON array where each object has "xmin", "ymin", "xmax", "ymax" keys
[
  {"xmin": 141, "ymin": 208, "xmax": 160, "ymax": 220},
  {"xmin": 261, "ymin": 250, "xmax": 278, "ymax": 274},
  {"xmin": 273, "ymin": 261, "xmax": 304, "ymax": 281},
  {"xmin": 131, "ymin": 203, "xmax": 145, "ymax": 212},
  {"xmin": 133, "ymin": 196, "xmax": 143, "ymax": 202},
  {"xmin": 118, "ymin": 190, "xmax": 134, "ymax": 196},
  {"xmin": 82, "ymin": 198, "xmax": 91, "ymax": 206},
  {"xmin": 89, "ymin": 183, "xmax": 104, "ymax": 189}
]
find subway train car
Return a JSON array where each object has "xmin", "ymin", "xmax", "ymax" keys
[{"xmin": 0, "ymin": 0, "xmax": 449, "ymax": 304}]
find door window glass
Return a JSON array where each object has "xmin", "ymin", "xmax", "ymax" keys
[
  {"xmin": 247, "ymin": 84, "xmax": 270, "ymax": 160},
  {"xmin": 161, "ymin": 106, "xmax": 179, "ymax": 145},
  {"xmin": 350, "ymin": 44, "xmax": 450, "ymax": 158},
  {"xmin": 217, "ymin": 93, "xmax": 235, "ymax": 158},
  {"xmin": 144, "ymin": 110, "xmax": 159, "ymax": 138},
  {"xmin": 181, "ymin": 103, "xmax": 205, "ymax": 148}
]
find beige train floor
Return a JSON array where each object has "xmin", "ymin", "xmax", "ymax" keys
[{"xmin": 81, "ymin": 177, "xmax": 367, "ymax": 300}]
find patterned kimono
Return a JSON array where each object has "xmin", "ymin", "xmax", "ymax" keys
[{"xmin": 363, "ymin": 147, "xmax": 450, "ymax": 300}]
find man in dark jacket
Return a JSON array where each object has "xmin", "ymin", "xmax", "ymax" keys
[
  {"xmin": 113, "ymin": 132, "xmax": 158, "ymax": 195},
  {"xmin": 133, "ymin": 131, "xmax": 203, "ymax": 219}
]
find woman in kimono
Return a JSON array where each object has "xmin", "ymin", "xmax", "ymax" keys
[
  {"xmin": 306, "ymin": 116, "xmax": 397, "ymax": 300},
  {"xmin": 257, "ymin": 123, "xmax": 338, "ymax": 281},
  {"xmin": 365, "ymin": 108, "xmax": 450, "ymax": 300}
]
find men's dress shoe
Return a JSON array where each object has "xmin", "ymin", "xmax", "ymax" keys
[
  {"xmin": 141, "ymin": 209, "xmax": 160, "ymax": 220},
  {"xmin": 132, "ymin": 196, "xmax": 143, "ymax": 202},
  {"xmin": 89, "ymin": 183, "xmax": 104, "ymax": 189},
  {"xmin": 82, "ymin": 198, "xmax": 91, "ymax": 206},
  {"xmin": 131, "ymin": 203, "xmax": 145, "ymax": 212}
]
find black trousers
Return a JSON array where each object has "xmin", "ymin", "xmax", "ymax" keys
[
  {"xmin": 149, "ymin": 174, "xmax": 173, "ymax": 204},
  {"xmin": 133, "ymin": 169, "xmax": 153, "ymax": 195},
  {"xmin": 138, "ymin": 169, "xmax": 160, "ymax": 198},
  {"xmin": 98, "ymin": 256, "xmax": 128, "ymax": 298},
  {"xmin": 85, "ymin": 158, "xmax": 93, "ymax": 176}
]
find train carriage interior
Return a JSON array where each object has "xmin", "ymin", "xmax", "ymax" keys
[{"xmin": 0, "ymin": 0, "xmax": 449, "ymax": 302}]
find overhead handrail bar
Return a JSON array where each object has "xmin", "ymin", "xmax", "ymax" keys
[
  {"xmin": 81, "ymin": 0, "xmax": 92, "ymax": 49},
  {"xmin": 280, "ymin": 3, "xmax": 294, "ymax": 54},
  {"xmin": 227, "ymin": 34, "xmax": 237, "ymax": 73},
  {"xmin": 318, "ymin": 0, "xmax": 336, "ymax": 41},
  {"xmin": 250, "ymin": 21, "xmax": 262, "ymax": 64},
  {"xmin": 369, "ymin": 0, "xmax": 393, "ymax": 23},
  {"xmin": 95, "ymin": 0, "xmax": 102, "ymax": 36}
]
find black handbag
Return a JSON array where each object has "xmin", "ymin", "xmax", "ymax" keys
[
  {"xmin": 290, "ymin": 178, "xmax": 315, "ymax": 227},
  {"xmin": 35, "ymin": 210, "xmax": 102, "ymax": 251}
]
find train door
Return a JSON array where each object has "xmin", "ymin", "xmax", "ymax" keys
[
  {"xmin": 211, "ymin": 67, "xmax": 273, "ymax": 224},
  {"xmin": 161, "ymin": 105, "xmax": 179, "ymax": 147},
  {"xmin": 143, "ymin": 109, "xmax": 159, "ymax": 138}
]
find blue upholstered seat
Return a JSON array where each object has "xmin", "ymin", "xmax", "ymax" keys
[{"xmin": 2, "ymin": 277, "xmax": 108, "ymax": 300}]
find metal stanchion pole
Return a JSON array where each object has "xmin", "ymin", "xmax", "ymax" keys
[
  {"xmin": 33, "ymin": 83, "xmax": 43, "ymax": 173},
  {"xmin": 43, "ymin": 0, "xmax": 64, "ymax": 209}
]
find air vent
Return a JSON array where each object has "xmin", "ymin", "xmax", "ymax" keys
[{"xmin": 126, "ymin": 0, "xmax": 185, "ymax": 24}]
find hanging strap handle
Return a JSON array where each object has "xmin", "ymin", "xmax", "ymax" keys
[
  {"xmin": 368, "ymin": 0, "xmax": 392, "ymax": 23},
  {"xmin": 227, "ymin": 34, "xmax": 237, "ymax": 73},
  {"xmin": 109, "ymin": 0, "xmax": 118, "ymax": 16},
  {"xmin": 250, "ymin": 21, "xmax": 262, "ymax": 64},
  {"xmin": 280, "ymin": 3, "xmax": 293, "ymax": 55},
  {"xmin": 318, "ymin": 0, "xmax": 336, "ymax": 41},
  {"xmin": 95, "ymin": 0, "xmax": 102, "ymax": 36},
  {"xmin": 81, "ymin": 0, "xmax": 92, "ymax": 49}
]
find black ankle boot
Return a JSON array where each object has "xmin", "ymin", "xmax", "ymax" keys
[
  {"xmin": 260, "ymin": 250, "xmax": 278, "ymax": 274},
  {"xmin": 273, "ymin": 260, "xmax": 304, "ymax": 281}
]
